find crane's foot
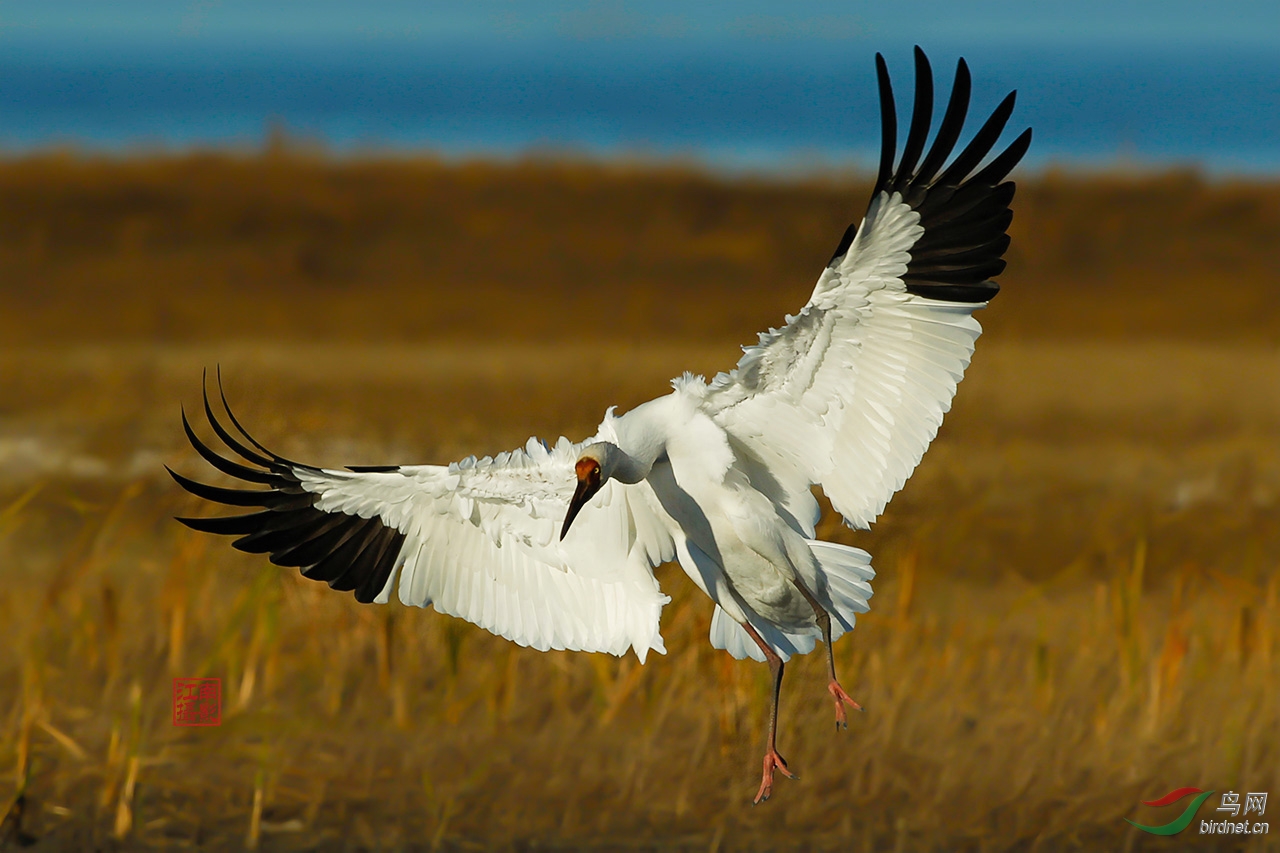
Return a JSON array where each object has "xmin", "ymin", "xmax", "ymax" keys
[
  {"xmin": 829, "ymin": 680, "xmax": 863, "ymax": 730},
  {"xmin": 753, "ymin": 749, "xmax": 797, "ymax": 804}
]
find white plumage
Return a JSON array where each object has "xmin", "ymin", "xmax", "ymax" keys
[
  {"xmin": 171, "ymin": 46, "xmax": 1029, "ymax": 804},
  {"xmin": 298, "ymin": 434, "xmax": 675, "ymax": 659}
]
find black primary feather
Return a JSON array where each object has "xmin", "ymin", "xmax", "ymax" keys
[
  {"xmin": 836, "ymin": 46, "xmax": 1031, "ymax": 303},
  {"xmin": 169, "ymin": 374, "xmax": 407, "ymax": 605}
]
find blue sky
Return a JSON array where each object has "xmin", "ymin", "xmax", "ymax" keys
[{"xmin": 3, "ymin": 1, "xmax": 1278, "ymax": 49}]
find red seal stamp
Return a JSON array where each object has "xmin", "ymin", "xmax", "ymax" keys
[{"xmin": 172, "ymin": 678, "xmax": 221, "ymax": 726}]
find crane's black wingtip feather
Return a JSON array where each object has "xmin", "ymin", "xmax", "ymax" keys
[
  {"xmin": 972, "ymin": 127, "xmax": 1033, "ymax": 187},
  {"xmin": 172, "ymin": 378, "xmax": 407, "ymax": 604},
  {"xmin": 904, "ymin": 280, "xmax": 1000, "ymax": 303},
  {"xmin": 872, "ymin": 53, "xmax": 897, "ymax": 197},
  {"xmin": 202, "ymin": 383, "xmax": 275, "ymax": 469},
  {"xmin": 836, "ymin": 49, "xmax": 1030, "ymax": 303},
  {"xmin": 912, "ymin": 45, "xmax": 930, "ymax": 75},
  {"xmin": 174, "ymin": 513, "xmax": 264, "ymax": 536},
  {"xmin": 211, "ymin": 370, "xmax": 298, "ymax": 466},
  {"xmin": 894, "ymin": 48, "xmax": 934, "ymax": 188},
  {"xmin": 827, "ymin": 222, "xmax": 859, "ymax": 268}
]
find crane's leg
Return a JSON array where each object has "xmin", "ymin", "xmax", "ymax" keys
[
  {"xmin": 792, "ymin": 578, "xmax": 863, "ymax": 730},
  {"xmin": 741, "ymin": 621, "xmax": 795, "ymax": 804}
]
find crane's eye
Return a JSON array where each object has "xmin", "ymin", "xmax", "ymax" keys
[{"xmin": 575, "ymin": 458, "xmax": 601, "ymax": 483}]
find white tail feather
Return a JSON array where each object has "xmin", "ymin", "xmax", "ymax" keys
[
  {"xmin": 709, "ymin": 540, "xmax": 875, "ymax": 661},
  {"xmin": 808, "ymin": 540, "xmax": 874, "ymax": 642}
]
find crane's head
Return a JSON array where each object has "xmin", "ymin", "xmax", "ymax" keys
[{"xmin": 560, "ymin": 449, "xmax": 606, "ymax": 541}]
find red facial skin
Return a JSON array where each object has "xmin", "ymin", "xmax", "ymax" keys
[{"xmin": 561, "ymin": 457, "xmax": 603, "ymax": 540}]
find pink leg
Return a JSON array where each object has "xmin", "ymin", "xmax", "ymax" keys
[
  {"xmin": 828, "ymin": 679, "xmax": 863, "ymax": 729},
  {"xmin": 741, "ymin": 621, "xmax": 797, "ymax": 804},
  {"xmin": 792, "ymin": 578, "xmax": 863, "ymax": 729}
]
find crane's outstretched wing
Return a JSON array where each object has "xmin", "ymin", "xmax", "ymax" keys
[
  {"xmin": 168, "ymin": 378, "xmax": 677, "ymax": 661},
  {"xmin": 703, "ymin": 47, "xmax": 1030, "ymax": 531}
]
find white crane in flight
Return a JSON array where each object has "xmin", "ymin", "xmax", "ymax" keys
[{"xmin": 170, "ymin": 47, "xmax": 1030, "ymax": 804}]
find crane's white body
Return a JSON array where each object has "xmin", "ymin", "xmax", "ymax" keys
[{"xmin": 599, "ymin": 391, "xmax": 875, "ymax": 664}]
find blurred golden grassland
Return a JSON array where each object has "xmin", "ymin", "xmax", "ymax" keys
[
  {"xmin": 1, "ymin": 152, "xmax": 1278, "ymax": 345},
  {"xmin": 0, "ymin": 153, "xmax": 1278, "ymax": 850}
]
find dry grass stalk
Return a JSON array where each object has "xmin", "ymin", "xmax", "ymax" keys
[
  {"xmin": 112, "ymin": 754, "xmax": 138, "ymax": 839},
  {"xmin": 246, "ymin": 770, "xmax": 264, "ymax": 850}
]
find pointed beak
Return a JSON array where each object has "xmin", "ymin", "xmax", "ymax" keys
[{"xmin": 560, "ymin": 472, "xmax": 602, "ymax": 541}]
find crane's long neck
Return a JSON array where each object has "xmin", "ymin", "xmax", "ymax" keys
[
  {"xmin": 600, "ymin": 400, "xmax": 672, "ymax": 485},
  {"xmin": 606, "ymin": 442, "xmax": 658, "ymax": 485}
]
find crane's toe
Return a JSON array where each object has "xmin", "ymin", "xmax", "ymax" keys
[
  {"xmin": 753, "ymin": 749, "xmax": 797, "ymax": 804},
  {"xmin": 829, "ymin": 680, "xmax": 863, "ymax": 730}
]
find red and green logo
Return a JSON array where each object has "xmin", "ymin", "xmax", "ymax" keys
[{"xmin": 1127, "ymin": 788, "xmax": 1215, "ymax": 835}]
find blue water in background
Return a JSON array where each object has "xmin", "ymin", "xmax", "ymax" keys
[{"xmin": 0, "ymin": 38, "xmax": 1276, "ymax": 175}]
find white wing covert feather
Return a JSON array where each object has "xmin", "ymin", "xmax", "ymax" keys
[{"xmin": 702, "ymin": 49, "xmax": 1031, "ymax": 531}]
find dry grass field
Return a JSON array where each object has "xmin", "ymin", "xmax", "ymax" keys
[{"xmin": 0, "ymin": 154, "xmax": 1277, "ymax": 851}]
